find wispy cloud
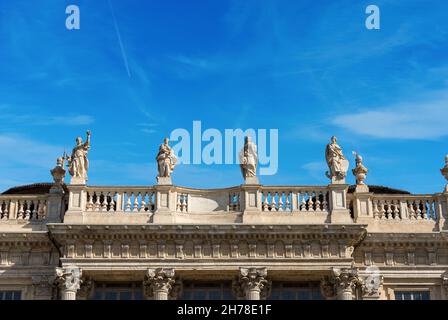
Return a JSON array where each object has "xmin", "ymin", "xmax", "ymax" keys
[
  {"xmin": 0, "ymin": 107, "xmax": 94, "ymax": 126},
  {"xmin": 169, "ymin": 55, "xmax": 213, "ymax": 69},
  {"xmin": 108, "ymin": 0, "xmax": 131, "ymax": 78},
  {"xmin": 332, "ymin": 91, "xmax": 448, "ymax": 140}
]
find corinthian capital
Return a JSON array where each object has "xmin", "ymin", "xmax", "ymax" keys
[
  {"xmin": 233, "ymin": 267, "xmax": 271, "ymax": 300},
  {"xmin": 321, "ymin": 267, "xmax": 362, "ymax": 300},
  {"xmin": 143, "ymin": 268, "xmax": 176, "ymax": 300},
  {"xmin": 54, "ymin": 266, "xmax": 82, "ymax": 292}
]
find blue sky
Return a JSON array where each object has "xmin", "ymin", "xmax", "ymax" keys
[{"xmin": 0, "ymin": 0, "xmax": 447, "ymax": 193}]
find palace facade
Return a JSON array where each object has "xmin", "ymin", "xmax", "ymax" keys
[{"xmin": 0, "ymin": 136, "xmax": 448, "ymax": 301}]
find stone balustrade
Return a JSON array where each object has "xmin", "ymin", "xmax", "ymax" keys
[
  {"xmin": 260, "ymin": 187, "xmax": 329, "ymax": 212},
  {"xmin": 1, "ymin": 183, "xmax": 446, "ymax": 232},
  {"xmin": 0, "ymin": 195, "xmax": 48, "ymax": 221},
  {"xmin": 85, "ymin": 187, "xmax": 156, "ymax": 213}
]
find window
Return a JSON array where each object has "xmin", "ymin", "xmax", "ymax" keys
[
  {"xmin": 181, "ymin": 282, "xmax": 234, "ymax": 300},
  {"xmin": 395, "ymin": 291, "xmax": 430, "ymax": 300},
  {"xmin": 93, "ymin": 283, "xmax": 143, "ymax": 300},
  {"xmin": 269, "ymin": 282, "xmax": 323, "ymax": 300},
  {"xmin": 0, "ymin": 291, "xmax": 22, "ymax": 300}
]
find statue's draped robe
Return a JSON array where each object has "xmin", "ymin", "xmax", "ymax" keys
[
  {"xmin": 156, "ymin": 144, "xmax": 176, "ymax": 177},
  {"xmin": 69, "ymin": 142, "xmax": 90, "ymax": 179},
  {"xmin": 325, "ymin": 142, "xmax": 345, "ymax": 176},
  {"xmin": 240, "ymin": 142, "xmax": 258, "ymax": 178}
]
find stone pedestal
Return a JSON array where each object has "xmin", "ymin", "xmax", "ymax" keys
[
  {"xmin": 244, "ymin": 177, "xmax": 259, "ymax": 185},
  {"xmin": 143, "ymin": 268, "xmax": 176, "ymax": 300},
  {"xmin": 241, "ymin": 183, "xmax": 262, "ymax": 223},
  {"xmin": 153, "ymin": 185, "xmax": 176, "ymax": 223},
  {"xmin": 157, "ymin": 177, "xmax": 172, "ymax": 185},
  {"xmin": 328, "ymin": 184, "xmax": 352, "ymax": 223},
  {"xmin": 69, "ymin": 177, "xmax": 87, "ymax": 185}
]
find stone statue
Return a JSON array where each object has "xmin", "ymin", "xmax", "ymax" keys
[
  {"xmin": 66, "ymin": 130, "xmax": 91, "ymax": 184},
  {"xmin": 352, "ymin": 152, "xmax": 368, "ymax": 191},
  {"xmin": 239, "ymin": 136, "xmax": 258, "ymax": 184},
  {"xmin": 156, "ymin": 138, "xmax": 177, "ymax": 184},
  {"xmin": 325, "ymin": 136, "xmax": 349, "ymax": 183},
  {"xmin": 441, "ymin": 154, "xmax": 448, "ymax": 192}
]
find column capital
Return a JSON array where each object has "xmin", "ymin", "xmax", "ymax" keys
[
  {"xmin": 143, "ymin": 268, "xmax": 176, "ymax": 300},
  {"xmin": 321, "ymin": 267, "xmax": 362, "ymax": 300},
  {"xmin": 233, "ymin": 267, "xmax": 271, "ymax": 300},
  {"xmin": 54, "ymin": 266, "xmax": 82, "ymax": 300}
]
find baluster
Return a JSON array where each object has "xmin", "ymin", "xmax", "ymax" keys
[
  {"xmin": 101, "ymin": 192, "xmax": 108, "ymax": 211},
  {"xmin": 262, "ymin": 192, "xmax": 269, "ymax": 211},
  {"xmin": 150, "ymin": 192, "xmax": 155, "ymax": 212},
  {"xmin": 427, "ymin": 199, "xmax": 435, "ymax": 220},
  {"xmin": 86, "ymin": 192, "xmax": 94, "ymax": 211},
  {"xmin": 385, "ymin": 200, "xmax": 392, "ymax": 220},
  {"xmin": 109, "ymin": 192, "xmax": 116, "ymax": 212},
  {"xmin": 322, "ymin": 192, "xmax": 328, "ymax": 211},
  {"xmin": 378, "ymin": 201, "xmax": 385, "ymax": 220},
  {"xmin": 271, "ymin": 193, "xmax": 277, "ymax": 211},
  {"xmin": 285, "ymin": 192, "xmax": 291, "ymax": 212},
  {"xmin": 315, "ymin": 192, "xmax": 321, "ymax": 211},
  {"xmin": 0, "ymin": 201, "xmax": 4, "ymax": 220},
  {"xmin": 141, "ymin": 192, "xmax": 147, "ymax": 212},
  {"xmin": 421, "ymin": 200, "xmax": 428, "ymax": 220},
  {"xmin": 300, "ymin": 192, "xmax": 306, "ymax": 211},
  {"xmin": 309, "ymin": 191, "xmax": 316, "ymax": 212},
  {"xmin": 36, "ymin": 201, "xmax": 43, "ymax": 220},
  {"xmin": 31, "ymin": 200, "xmax": 38, "ymax": 220},
  {"xmin": 23, "ymin": 200, "xmax": 30, "ymax": 220},
  {"xmin": 181, "ymin": 194, "xmax": 188, "ymax": 212},
  {"xmin": 393, "ymin": 200, "xmax": 400, "ymax": 220},
  {"xmin": 278, "ymin": 192, "xmax": 284, "ymax": 211},
  {"xmin": 236, "ymin": 193, "xmax": 240, "ymax": 211},
  {"xmin": 125, "ymin": 192, "xmax": 132, "ymax": 212},
  {"xmin": 93, "ymin": 192, "xmax": 100, "ymax": 211},
  {"xmin": 2, "ymin": 201, "xmax": 9, "ymax": 220},
  {"xmin": 415, "ymin": 200, "xmax": 422, "ymax": 220},
  {"xmin": 177, "ymin": 194, "xmax": 181, "ymax": 211},
  {"xmin": 408, "ymin": 200, "xmax": 416, "ymax": 220},
  {"xmin": 133, "ymin": 193, "xmax": 139, "ymax": 212}
]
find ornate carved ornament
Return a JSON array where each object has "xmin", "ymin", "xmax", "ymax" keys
[
  {"xmin": 54, "ymin": 266, "xmax": 82, "ymax": 292},
  {"xmin": 143, "ymin": 268, "xmax": 176, "ymax": 299}
]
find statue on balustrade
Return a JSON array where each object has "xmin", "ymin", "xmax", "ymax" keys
[
  {"xmin": 66, "ymin": 130, "xmax": 91, "ymax": 184},
  {"xmin": 352, "ymin": 152, "xmax": 368, "ymax": 192},
  {"xmin": 325, "ymin": 136, "xmax": 349, "ymax": 184},
  {"xmin": 239, "ymin": 136, "xmax": 259, "ymax": 184},
  {"xmin": 156, "ymin": 138, "xmax": 177, "ymax": 184}
]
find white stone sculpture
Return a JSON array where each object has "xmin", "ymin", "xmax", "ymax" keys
[
  {"xmin": 156, "ymin": 138, "xmax": 177, "ymax": 184},
  {"xmin": 239, "ymin": 136, "xmax": 259, "ymax": 184},
  {"xmin": 325, "ymin": 136, "xmax": 349, "ymax": 184},
  {"xmin": 352, "ymin": 152, "xmax": 369, "ymax": 192},
  {"xmin": 441, "ymin": 154, "xmax": 448, "ymax": 192},
  {"xmin": 66, "ymin": 130, "xmax": 91, "ymax": 184},
  {"xmin": 50, "ymin": 156, "xmax": 66, "ymax": 192}
]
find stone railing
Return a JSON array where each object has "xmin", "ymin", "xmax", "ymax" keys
[
  {"xmin": 0, "ymin": 195, "xmax": 48, "ymax": 221},
  {"xmin": 349, "ymin": 192, "xmax": 447, "ymax": 232},
  {"xmin": 60, "ymin": 183, "xmax": 447, "ymax": 230},
  {"xmin": 85, "ymin": 187, "xmax": 156, "ymax": 213},
  {"xmin": 260, "ymin": 186, "xmax": 329, "ymax": 212}
]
